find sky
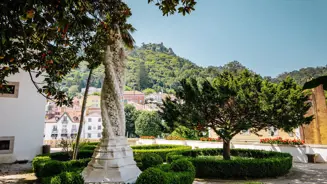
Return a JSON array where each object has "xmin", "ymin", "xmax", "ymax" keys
[{"xmin": 125, "ymin": 0, "xmax": 327, "ymax": 77}]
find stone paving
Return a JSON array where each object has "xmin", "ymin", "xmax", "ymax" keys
[{"xmin": 0, "ymin": 163, "xmax": 37, "ymax": 184}]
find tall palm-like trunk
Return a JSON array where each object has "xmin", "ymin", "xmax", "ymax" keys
[{"xmin": 72, "ymin": 69, "xmax": 93, "ymax": 160}]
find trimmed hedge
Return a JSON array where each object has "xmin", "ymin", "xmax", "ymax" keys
[
  {"xmin": 135, "ymin": 153, "xmax": 163, "ymax": 171},
  {"xmin": 75, "ymin": 143, "xmax": 192, "ymax": 161},
  {"xmin": 136, "ymin": 159, "xmax": 195, "ymax": 184},
  {"xmin": 166, "ymin": 148, "xmax": 293, "ymax": 179},
  {"xmin": 33, "ymin": 144, "xmax": 192, "ymax": 183},
  {"xmin": 132, "ymin": 144, "xmax": 191, "ymax": 160},
  {"xmin": 33, "ymin": 156, "xmax": 90, "ymax": 179}
]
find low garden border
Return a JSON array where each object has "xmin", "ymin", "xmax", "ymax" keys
[
  {"xmin": 32, "ymin": 144, "xmax": 192, "ymax": 183},
  {"xmin": 166, "ymin": 148, "xmax": 293, "ymax": 179}
]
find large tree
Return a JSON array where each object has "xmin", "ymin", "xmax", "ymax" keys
[
  {"xmin": 1, "ymin": 0, "xmax": 197, "ymax": 181},
  {"xmin": 161, "ymin": 70, "xmax": 312, "ymax": 160}
]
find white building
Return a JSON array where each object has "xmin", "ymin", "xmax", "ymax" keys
[
  {"xmin": 44, "ymin": 111, "xmax": 103, "ymax": 141},
  {"xmin": 81, "ymin": 87, "xmax": 101, "ymax": 94},
  {"xmin": 0, "ymin": 71, "xmax": 46, "ymax": 163},
  {"xmin": 44, "ymin": 112, "xmax": 81, "ymax": 140},
  {"xmin": 83, "ymin": 112, "xmax": 103, "ymax": 139}
]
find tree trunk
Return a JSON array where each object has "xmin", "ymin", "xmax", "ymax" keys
[
  {"xmin": 72, "ymin": 69, "xmax": 93, "ymax": 160},
  {"xmin": 223, "ymin": 139, "xmax": 231, "ymax": 160}
]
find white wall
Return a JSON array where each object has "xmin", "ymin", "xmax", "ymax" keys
[
  {"xmin": 137, "ymin": 139, "xmax": 327, "ymax": 163},
  {"xmin": 83, "ymin": 116, "xmax": 103, "ymax": 139},
  {"xmin": 0, "ymin": 71, "xmax": 46, "ymax": 163}
]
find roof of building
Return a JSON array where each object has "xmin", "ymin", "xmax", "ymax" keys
[
  {"xmin": 123, "ymin": 91, "xmax": 144, "ymax": 95},
  {"xmin": 86, "ymin": 111, "xmax": 101, "ymax": 118}
]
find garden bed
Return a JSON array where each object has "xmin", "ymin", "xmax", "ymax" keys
[
  {"xmin": 167, "ymin": 148, "xmax": 293, "ymax": 179},
  {"xmin": 32, "ymin": 144, "xmax": 192, "ymax": 184}
]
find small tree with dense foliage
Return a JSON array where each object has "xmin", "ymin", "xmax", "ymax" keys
[
  {"xmin": 125, "ymin": 104, "xmax": 140, "ymax": 138},
  {"xmin": 161, "ymin": 70, "xmax": 312, "ymax": 160},
  {"xmin": 135, "ymin": 111, "xmax": 163, "ymax": 137}
]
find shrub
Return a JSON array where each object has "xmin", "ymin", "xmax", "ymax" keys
[
  {"xmin": 138, "ymin": 153, "xmax": 163, "ymax": 171},
  {"xmin": 140, "ymin": 136, "xmax": 155, "ymax": 139},
  {"xmin": 49, "ymin": 172, "xmax": 83, "ymax": 184},
  {"xmin": 170, "ymin": 126, "xmax": 199, "ymax": 140},
  {"xmin": 165, "ymin": 135, "xmax": 186, "ymax": 140},
  {"xmin": 135, "ymin": 111, "xmax": 162, "ymax": 137},
  {"xmin": 136, "ymin": 160, "xmax": 196, "ymax": 184},
  {"xmin": 32, "ymin": 156, "xmax": 51, "ymax": 177},
  {"xmin": 78, "ymin": 145, "xmax": 97, "ymax": 151},
  {"xmin": 171, "ymin": 159, "xmax": 195, "ymax": 173},
  {"xmin": 167, "ymin": 148, "xmax": 292, "ymax": 179},
  {"xmin": 199, "ymin": 137, "xmax": 221, "ymax": 142},
  {"xmin": 33, "ymin": 156, "xmax": 90, "ymax": 179},
  {"xmin": 136, "ymin": 168, "xmax": 167, "ymax": 184},
  {"xmin": 132, "ymin": 144, "xmax": 191, "ymax": 160},
  {"xmin": 260, "ymin": 137, "xmax": 304, "ymax": 145},
  {"xmin": 40, "ymin": 160, "xmax": 67, "ymax": 178}
]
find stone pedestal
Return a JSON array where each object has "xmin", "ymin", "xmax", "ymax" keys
[{"xmin": 82, "ymin": 136, "xmax": 141, "ymax": 183}]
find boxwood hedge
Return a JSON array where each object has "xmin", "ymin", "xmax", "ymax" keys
[
  {"xmin": 166, "ymin": 148, "xmax": 293, "ymax": 179},
  {"xmin": 32, "ymin": 144, "xmax": 192, "ymax": 183},
  {"xmin": 136, "ymin": 159, "xmax": 195, "ymax": 184}
]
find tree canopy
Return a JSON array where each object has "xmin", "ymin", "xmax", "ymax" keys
[
  {"xmin": 0, "ymin": 0, "xmax": 196, "ymax": 105},
  {"xmin": 135, "ymin": 111, "xmax": 163, "ymax": 137},
  {"xmin": 161, "ymin": 70, "xmax": 312, "ymax": 159}
]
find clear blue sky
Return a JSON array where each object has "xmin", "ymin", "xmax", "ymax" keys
[{"xmin": 125, "ymin": 0, "xmax": 327, "ymax": 77}]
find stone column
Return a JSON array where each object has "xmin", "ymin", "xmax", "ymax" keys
[{"xmin": 82, "ymin": 30, "xmax": 141, "ymax": 183}]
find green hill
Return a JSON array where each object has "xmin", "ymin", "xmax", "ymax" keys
[{"xmin": 61, "ymin": 43, "xmax": 327, "ymax": 96}]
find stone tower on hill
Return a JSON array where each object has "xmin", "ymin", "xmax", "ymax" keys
[{"xmin": 301, "ymin": 84, "xmax": 327, "ymax": 144}]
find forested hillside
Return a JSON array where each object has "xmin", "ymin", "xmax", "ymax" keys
[{"xmin": 61, "ymin": 43, "xmax": 326, "ymax": 96}]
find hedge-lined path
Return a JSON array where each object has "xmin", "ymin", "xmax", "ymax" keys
[
  {"xmin": 194, "ymin": 163, "xmax": 327, "ymax": 184},
  {"xmin": 0, "ymin": 163, "xmax": 37, "ymax": 184}
]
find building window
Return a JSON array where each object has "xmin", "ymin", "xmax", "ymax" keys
[
  {"xmin": 52, "ymin": 125, "xmax": 58, "ymax": 131},
  {"xmin": 0, "ymin": 136, "xmax": 14, "ymax": 154},
  {"xmin": 0, "ymin": 82, "xmax": 19, "ymax": 98},
  {"xmin": 97, "ymin": 133, "xmax": 101, "ymax": 138},
  {"xmin": 63, "ymin": 124, "xmax": 67, "ymax": 129},
  {"xmin": 288, "ymin": 132, "xmax": 294, "ymax": 137},
  {"xmin": 87, "ymin": 133, "xmax": 91, "ymax": 138},
  {"xmin": 98, "ymin": 118, "xmax": 101, "ymax": 122},
  {"xmin": 72, "ymin": 125, "xmax": 77, "ymax": 129},
  {"xmin": 88, "ymin": 126, "xmax": 91, "ymax": 130},
  {"xmin": 98, "ymin": 125, "xmax": 101, "ymax": 130},
  {"xmin": 240, "ymin": 129, "xmax": 250, "ymax": 135},
  {"xmin": 269, "ymin": 127, "xmax": 279, "ymax": 136},
  {"xmin": 88, "ymin": 118, "xmax": 92, "ymax": 122},
  {"xmin": 93, "ymin": 126, "xmax": 96, "ymax": 130}
]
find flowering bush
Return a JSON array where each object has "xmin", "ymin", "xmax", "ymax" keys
[
  {"xmin": 165, "ymin": 136, "xmax": 186, "ymax": 140},
  {"xmin": 200, "ymin": 137, "xmax": 221, "ymax": 142},
  {"xmin": 140, "ymin": 136, "xmax": 155, "ymax": 139},
  {"xmin": 260, "ymin": 137, "xmax": 304, "ymax": 145}
]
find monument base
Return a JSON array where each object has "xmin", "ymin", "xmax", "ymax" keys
[{"xmin": 82, "ymin": 136, "xmax": 141, "ymax": 183}]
